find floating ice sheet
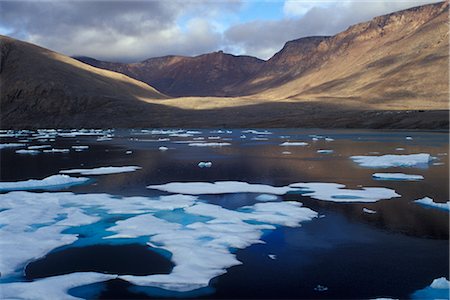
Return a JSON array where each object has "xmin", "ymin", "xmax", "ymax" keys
[
  {"xmin": 0, "ymin": 175, "xmax": 90, "ymax": 192},
  {"xmin": 350, "ymin": 153, "xmax": 433, "ymax": 168},
  {"xmin": 16, "ymin": 149, "xmax": 40, "ymax": 155},
  {"xmin": 60, "ymin": 166, "xmax": 141, "ymax": 175},
  {"xmin": 280, "ymin": 142, "xmax": 308, "ymax": 146},
  {"xmin": 0, "ymin": 143, "xmax": 25, "ymax": 149},
  {"xmin": 188, "ymin": 142, "xmax": 231, "ymax": 147},
  {"xmin": 414, "ymin": 197, "xmax": 450, "ymax": 211},
  {"xmin": 317, "ymin": 150, "xmax": 333, "ymax": 154},
  {"xmin": 363, "ymin": 208, "xmax": 377, "ymax": 214},
  {"xmin": 148, "ymin": 181, "xmax": 400, "ymax": 203},
  {"xmin": 372, "ymin": 173, "xmax": 424, "ymax": 181}
]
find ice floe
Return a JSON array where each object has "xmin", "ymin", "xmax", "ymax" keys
[
  {"xmin": 188, "ymin": 142, "xmax": 231, "ymax": 147},
  {"xmin": 350, "ymin": 153, "xmax": 433, "ymax": 168},
  {"xmin": 71, "ymin": 145, "xmax": 89, "ymax": 151},
  {"xmin": 268, "ymin": 254, "xmax": 277, "ymax": 260},
  {"xmin": 0, "ymin": 175, "xmax": 90, "ymax": 192},
  {"xmin": 372, "ymin": 173, "xmax": 424, "ymax": 181},
  {"xmin": 414, "ymin": 197, "xmax": 450, "ymax": 211},
  {"xmin": 148, "ymin": 181, "xmax": 400, "ymax": 203},
  {"xmin": 43, "ymin": 148, "xmax": 70, "ymax": 153},
  {"xmin": 159, "ymin": 146, "xmax": 169, "ymax": 151},
  {"xmin": 0, "ymin": 191, "xmax": 317, "ymax": 295},
  {"xmin": 60, "ymin": 166, "xmax": 141, "ymax": 175},
  {"xmin": 280, "ymin": 142, "xmax": 308, "ymax": 146},
  {"xmin": 242, "ymin": 130, "xmax": 272, "ymax": 135},
  {"xmin": 16, "ymin": 149, "xmax": 40, "ymax": 155},
  {"xmin": 198, "ymin": 162, "xmax": 212, "ymax": 168},
  {"xmin": 317, "ymin": 149, "xmax": 333, "ymax": 154},
  {"xmin": 28, "ymin": 145, "xmax": 51, "ymax": 150},
  {"xmin": 363, "ymin": 208, "xmax": 377, "ymax": 214},
  {"xmin": 0, "ymin": 143, "xmax": 25, "ymax": 149}
]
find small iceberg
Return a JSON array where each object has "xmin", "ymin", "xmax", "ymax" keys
[
  {"xmin": 0, "ymin": 175, "xmax": 89, "ymax": 192},
  {"xmin": 0, "ymin": 143, "xmax": 25, "ymax": 149},
  {"xmin": 350, "ymin": 153, "xmax": 432, "ymax": 168},
  {"xmin": 414, "ymin": 197, "xmax": 450, "ymax": 212},
  {"xmin": 268, "ymin": 254, "xmax": 277, "ymax": 260},
  {"xmin": 188, "ymin": 142, "xmax": 231, "ymax": 147},
  {"xmin": 71, "ymin": 145, "xmax": 89, "ymax": 151},
  {"xmin": 28, "ymin": 145, "xmax": 51, "ymax": 150},
  {"xmin": 280, "ymin": 142, "xmax": 308, "ymax": 146},
  {"xmin": 242, "ymin": 130, "xmax": 272, "ymax": 135},
  {"xmin": 16, "ymin": 149, "xmax": 40, "ymax": 155},
  {"xmin": 159, "ymin": 146, "xmax": 168, "ymax": 151},
  {"xmin": 60, "ymin": 166, "xmax": 141, "ymax": 175},
  {"xmin": 363, "ymin": 208, "xmax": 377, "ymax": 214},
  {"xmin": 372, "ymin": 173, "xmax": 424, "ymax": 181},
  {"xmin": 317, "ymin": 149, "xmax": 333, "ymax": 154},
  {"xmin": 411, "ymin": 277, "xmax": 449, "ymax": 299},
  {"xmin": 198, "ymin": 162, "xmax": 212, "ymax": 168},
  {"xmin": 43, "ymin": 148, "xmax": 70, "ymax": 153},
  {"xmin": 314, "ymin": 285, "xmax": 328, "ymax": 292}
]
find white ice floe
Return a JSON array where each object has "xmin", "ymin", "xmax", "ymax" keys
[
  {"xmin": 0, "ymin": 190, "xmax": 317, "ymax": 295},
  {"xmin": 120, "ymin": 201, "xmax": 317, "ymax": 291},
  {"xmin": 148, "ymin": 181, "xmax": 400, "ymax": 203},
  {"xmin": 289, "ymin": 182, "xmax": 400, "ymax": 203},
  {"xmin": 43, "ymin": 148, "xmax": 70, "ymax": 153},
  {"xmin": 255, "ymin": 194, "xmax": 278, "ymax": 202},
  {"xmin": 363, "ymin": 208, "xmax": 377, "ymax": 214},
  {"xmin": 28, "ymin": 145, "xmax": 51, "ymax": 150},
  {"xmin": 193, "ymin": 137, "xmax": 205, "ymax": 140},
  {"xmin": 372, "ymin": 173, "xmax": 424, "ymax": 181},
  {"xmin": 414, "ymin": 197, "xmax": 450, "ymax": 211},
  {"xmin": 170, "ymin": 133, "xmax": 193, "ymax": 137},
  {"xmin": 208, "ymin": 136, "xmax": 221, "ymax": 140},
  {"xmin": 406, "ymin": 136, "xmax": 413, "ymax": 140},
  {"xmin": 317, "ymin": 150, "xmax": 333, "ymax": 154},
  {"xmin": 60, "ymin": 166, "xmax": 141, "ymax": 175},
  {"xmin": 251, "ymin": 137, "xmax": 269, "ymax": 141},
  {"xmin": 71, "ymin": 145, "xmax": 89, "ymax": 151},
  {"xmin": 282, "ymin": 151, "xmax": 291, "ymax": 155},
  {"xmin": 268, "ymin": 254, "xmax": 277, "ymax": 260},
  {"xmin": 198, "ymin": 162, "xmax": 212, "ymax": 168},
  {"xmin": 0, "ymin": 175, "xmax": 90, "ymax": 192},
  {"xmin": 16, "ymin": 149, "xmax": 40, "ymax": 155},
  {"xmin": 126, "ymin": 150, "xmax": 133, "ymax": 154},
  {"xmin": 411, "ymin": 277, "xmax": 450, "ymax": 299},
  {"xmin": 159, "ymin": 146, "xmax": 169, "ymax": 151},
  {"xmin": 0, "ymin": 143, "xmax": 25, "ymax": 149},
  {"xmin": 0, "ymin": 272, "xmax": 116, "ymax": 300},
  {"xmin": 147, "ymin": 181, "xmax": 293, "ymax": 195},
  {"xmin": 395, "ymin": 148, "xmax": 405, "ymax": 151},
  {"xmin": 242, "ymin": 130, "xmax": 272, "ymax": 135},
  {"xmin": 188, "ymin": 142, "xmax": 231, "ymax": 147},
  {"xmin": 96, "ymin": 136, "xmax": 112, "ymax": 141},
  {"xmin": 350, "ymin": 153, "xmax": 433, "ymax": 168},
  {"xmin": 280, "ymin": 142, "xmax": 308, "ymax": 146}
]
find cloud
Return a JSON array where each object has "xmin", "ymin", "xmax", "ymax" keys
[{"xmin": 0, "ymin": 0, "xmax": 443, "ymax": 61}]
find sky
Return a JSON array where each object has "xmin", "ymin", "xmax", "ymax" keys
[{"xmin": 0, "ymin": 0, "xmax": 442, "ymax": 62}]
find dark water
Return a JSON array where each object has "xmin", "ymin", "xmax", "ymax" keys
[{"xmin": 0, "ymin": 128, "xmax": 448, "ymax": 299}]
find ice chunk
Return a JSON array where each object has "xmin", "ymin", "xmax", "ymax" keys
[
  {"xmin": 430, "ymin": 277, "xmax": 450, "ymax": 289},
  {"xmin": 28, "ymin": 145, "xmax": 51, "ymax": 149},
  {"xmin": 325, "ymin": 138, "xmax": 334, "ymax": 141},
  {"xmin": 280, "ymin": 142, "xmax": 308, "ymax": 146},
  {"xmin": 314, "ymin": 285, "xmax": 328, "ymax": 292},
  {"xmin": 251, "ymin": 137, "xmax": 268, "ymax": 141},
  {"xmin": 16, "ymin": 149, "xmax": 40, "ymax": 155},
  {"xmin": 170, "ymin": 133, "xmax": 193, "ymax": 137},
  {"xmin": 188, "ymin": 142, "xmax": 231, "ymax": 147},
  {"xmin": 363, "ymin": 208, "xmax": 377, "ymax": 214},
  {"xmin": 159, "ymin": 146, "xmax": 169, "ymax": 151},
  {"xmin": 242, "ymin": 130, "xmax": 272, "ymax": 135},
  {"xmin": 71, "ymin": 145, "xmax": 89, "ymax": 151},
  {"xmin": 317, "ymin": 149, "xmax": 333, "ymax": 154},
  {"xmin": 350, "ymin": 153, "xmax": 432, "ymax": 168},
  {"xmin": 0, "ymin": 143, "xmax": 25, "ymax": 149},
  {"xmin": 289, "ymin": 182, "xmax": 400, "ymax": 203},
  {"xmin": 282, "ymin": 151, "xmax": 292, "ymax": 155},
  {"xmin": 126, "ymin": 150, "xmax": 133, "ymax": 154},
  {"xmin": 60, "ymin": 166, "xmax": 141, "ymax": 175},
  {"xmin": 43, "ymin": 148, "xmax": 70, "ymax": 153},
  {"xmin": 414, "ymin": 197, "xmax": 450, "ymax": 211},
  {"xmin": 255, "ymin": 194, "xmax": 278, "ymax": 201},
  {"xmin": 198, "ymin": 162, "xmax": 212, "ymax": 168},
  {"xmin": 208, "ymin": 136, "xmax": 221, "ymax": 140},
  {"xmin": 0, "ymin": 175, "xmax": 90, "ymax": 192},
  {"xmin": 268, "ymin": 254, "xmax": 277, "ymax": 260},
  {"xmin": 395, "ymin": 148, "xmax": 405, "ymax": 151},
  {"xmin": 147, "ymin": 181, "xmax": 294, "ymax": 195},
  {"xmin": 1, "ymin": 272, "xmax": 115, "ymax": 300},
  {"xmin": 372, "ymin": 173, "xmax": 424, "ymax": 181},
  {"xmin": 406, "ymin": 136, "xmax": 413, "ymax": 140}
]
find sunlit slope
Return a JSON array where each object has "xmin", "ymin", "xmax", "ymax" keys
[
  {"xmin": 0, "ymin": 35, "xmax": 167, "ymax": 127},
  {"xmin": 251, "ymin": 1, "xmax": 449, "ymax": 110}
]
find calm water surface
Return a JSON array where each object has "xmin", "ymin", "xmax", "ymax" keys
[{"xmin": 0, "ymin": 128, "xmax": 448, "ymax": 299}]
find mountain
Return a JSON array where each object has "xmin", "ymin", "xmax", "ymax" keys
[
  {"xmin": 76, "ymin": 1, "xmax": 449, "ymax": 109},
  {"xmin": 0, "ymin": 35, "xmax": 168, "ymax": 128},
  {"xmin": 75, "ymin": 51, "xmax": 264, "ymax": 97}
]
